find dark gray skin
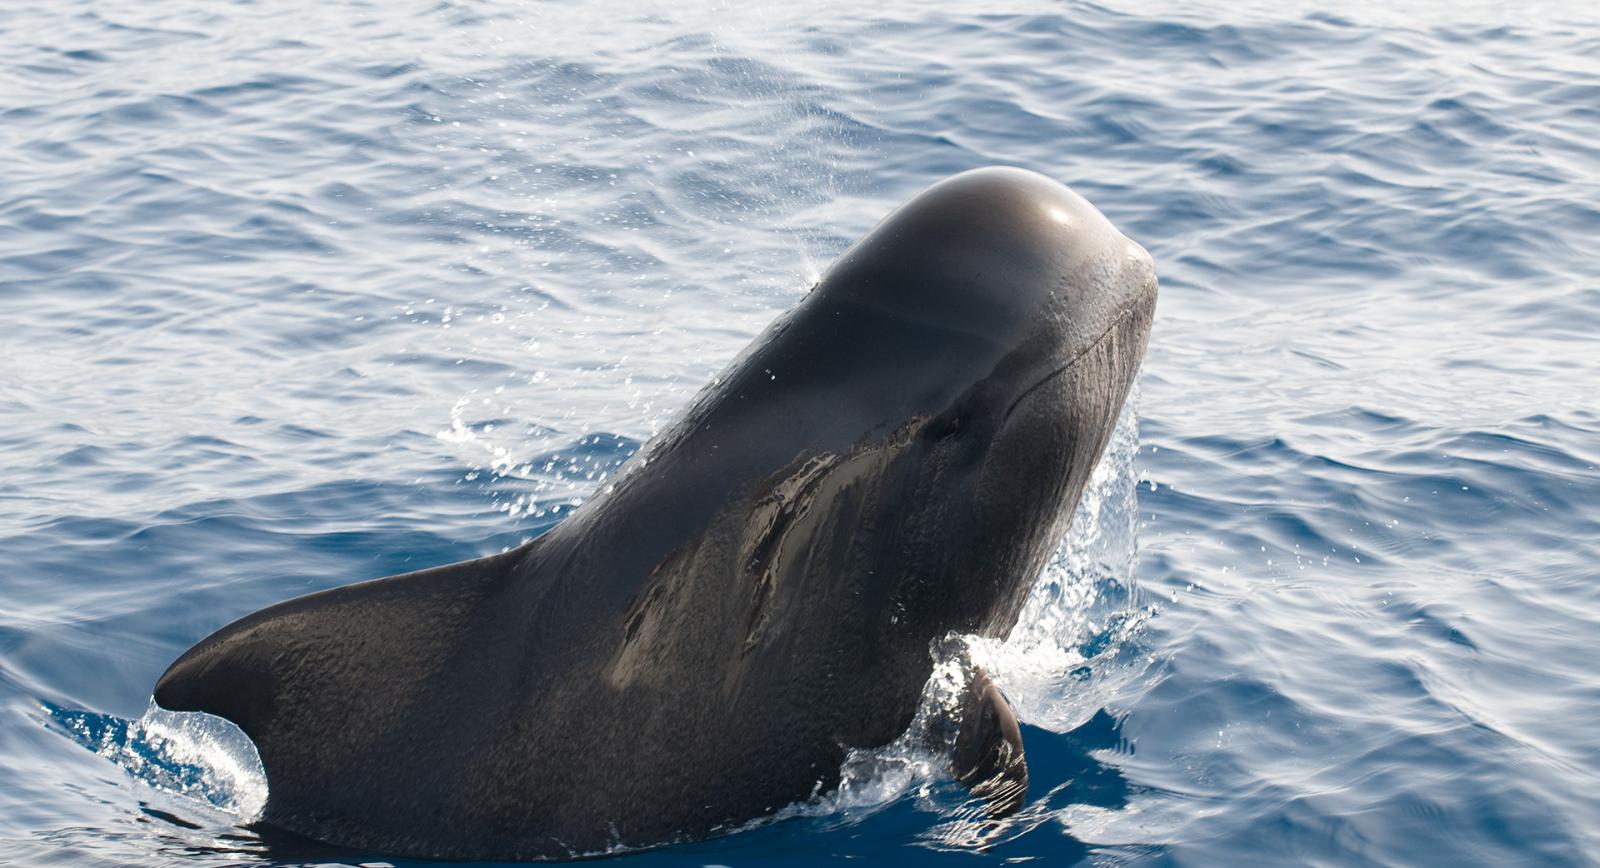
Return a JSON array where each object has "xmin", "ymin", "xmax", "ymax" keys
[{"xmin": 153, "ymin": 166, "xmax": 1157, "ymax": 861}]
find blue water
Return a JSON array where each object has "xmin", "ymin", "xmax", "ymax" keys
[{"xmin": 3, "ymin": 0, "xmax": 1598, "ymax": 864}]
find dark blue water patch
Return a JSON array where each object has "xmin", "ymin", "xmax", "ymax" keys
[
  {"xmin": 79, "ymin": 11, "xmax": 207, "ymax": 43},
  {"xmin": 6, "ymin": 203, "xmax": 90, "ymax": 234},
  {"xmin": 94, "ymin": 94, "xmax": 229, "ymax": 128},
  {"xmin": 100, "ymin": 169, "xmax": 261, "ymax": 228},
  {"xmin": 17, "ymin": 138, "xmax": 95, "ymax": 164},
  {"xmin": 0, "ymin": 239, "xmax": 115, "ymax": 276},
  {"xmin": 351, "ymin": 60, "xmax": 423, "ymax": 81},
  {"xmin": 1393, "ymin": 602, "xmax": 1479, "ymax": 651},
  {"xmin": 189, "ymin": 73, "xmax": 327, "ymax": 103},
  {"xmin": 58, "ymin": 48, "xmax": 112, "ymax": 63}
]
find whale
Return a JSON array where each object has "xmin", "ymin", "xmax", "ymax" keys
[{"xmin": 153, "ymin": 166, "xmax": 1157, "ymax": 861}]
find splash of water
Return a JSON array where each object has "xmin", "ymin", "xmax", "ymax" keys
[
  {"xmin": 812, "ymin": 387, "xmax": 1149, "ymax": 825},
  {"xmin": 793, "ymin": 230, "xmax": 825, "ymax": 290},
  {"xmin": 974, "ymin": 385, "xmax": 1150, "ymax": 732},
  {"xmin": 42, "ymin": 699, "xmax": 267, "ymax": 819}
]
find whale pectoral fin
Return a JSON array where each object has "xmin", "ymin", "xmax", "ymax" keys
[
  {"xmin": 953, "ymin": 667, "xmax": 1028, "ymax": 817},
  {"xmin": 152, "ymin": 549, "xmax": 521, "ymax": 817}
]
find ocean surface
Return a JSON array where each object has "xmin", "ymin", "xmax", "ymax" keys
[{"xmin": 2, "ymin": 0, "xmax": 1598, "ymax": 865}]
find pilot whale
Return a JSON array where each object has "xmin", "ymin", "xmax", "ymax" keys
[{"xmin": 154, "ymin": 166, "xmax": 1157, "ymax": 860}]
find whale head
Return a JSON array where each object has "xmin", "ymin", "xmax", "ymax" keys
[
  {"xmin": 820, "ymin": 166, "xmax": 1157, "ymax": 640},
  {"xmin": 590, "ymin": 165, "xmax": 1158, "ymax": 745}
]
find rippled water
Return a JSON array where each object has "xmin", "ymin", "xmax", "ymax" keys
[{"xmin": 3, "ymin": 0, "xmax": 1598, "ymax": 865}]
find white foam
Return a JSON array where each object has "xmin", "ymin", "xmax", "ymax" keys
[
  {"xmin": 818, "ymin": 387, "xmax": 1147, "ymax": 820},
  {"xmin": 66, "ymin": 700, "xmax": 269, "ymax": 819}
]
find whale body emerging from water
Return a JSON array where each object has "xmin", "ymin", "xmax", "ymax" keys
[{"xmin": 154, "ymin": 166, "xmax": 1157, "ymax": 861}]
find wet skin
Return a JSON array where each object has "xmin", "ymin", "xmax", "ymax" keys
[{"xmin": 154, "ymin": 166, "xmax": 1157, "ymax": 861}]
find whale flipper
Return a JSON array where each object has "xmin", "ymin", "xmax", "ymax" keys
[{"xmin": 953, "ymin": 668, "xmax": 1028, "ymax": 816}]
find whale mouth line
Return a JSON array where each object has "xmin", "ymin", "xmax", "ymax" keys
[{"xmin": 1000, "ymin": 302, "xmax": 1147, "ymax": 425}]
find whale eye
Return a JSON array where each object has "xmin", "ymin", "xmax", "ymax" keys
[{"xmin": 926, "ymin": 414, "xmax": 962, "ymax": 441}]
